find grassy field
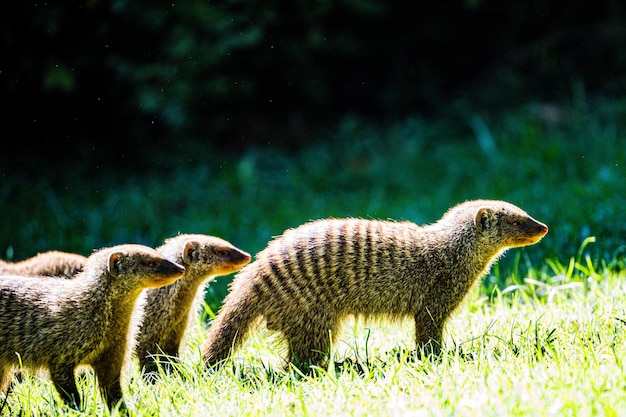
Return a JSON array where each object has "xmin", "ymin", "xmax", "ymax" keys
[
  {"xmin": 0, "ymin": 97, "xmax": 624, "ymax": 415},
  {"xmin": 2, "ymin": 240, "xmax": 625, "ymax": 416}
]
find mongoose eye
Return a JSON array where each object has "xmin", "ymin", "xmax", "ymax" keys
[
  {"xmin": 144, "ymin": 260, "xmax": 159, "ymax": 268},
  {"xmin": 215, "ymin": 249, "xmax": 229, "ymax": 257},
  {"xmin": 511, "ymin": 220, "xmax": 521, "ymax": 227}
]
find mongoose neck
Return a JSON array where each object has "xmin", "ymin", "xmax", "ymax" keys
[
  {"xmin": 146, "ymin": 270, "xmax": 205, "ymax": 316},
  {"xmin": 423, "ymin": 221, "xmax": 503, "ymax": 280}
]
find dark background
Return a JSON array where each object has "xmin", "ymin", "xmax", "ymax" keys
[
  {"xmin": 1, "ymin": 0, "xmax": 625, "ymax": 309},
  {"xmin": 2, "ymin": 0, "xmax": 625, "ymax": 174}
]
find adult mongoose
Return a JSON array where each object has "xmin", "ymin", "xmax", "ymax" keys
[
  {"xmin": 0, "ymin": 251, "xmax": 87, "ymax": 278},
  {"xmin": 0, "ymin": 244, "xmax": 185, "ymax": 410},
  {"xmin": 134, "ymin": 234, "xmax": 251, "ymax": 376},
  {"xmin": 202, "ymin": 199, "xmax": 549, "ymax": 368}
]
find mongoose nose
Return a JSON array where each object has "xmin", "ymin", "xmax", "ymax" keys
[
  {"xmin": 540, "ymin": 224, "xmax": 549, "ymax": 235},
  {"xmin": 169, "ymin": 263, "xmax": 186, "ymax": 277}
]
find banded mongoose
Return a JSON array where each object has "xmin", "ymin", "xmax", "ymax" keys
[
  {"xmin": 202, "ymin": 199, "xmax": 549, "ymax": 368},
  {"xmin": 0, "ymin": 244, "xmax": 185, "ymax": 410},
  {"xmin": 0, "ymin": 251, "xmax": 87, "ymax": 278},
  {"xmin": 134, "ymin": 234, "xmax": 251, "ymax": 376}
]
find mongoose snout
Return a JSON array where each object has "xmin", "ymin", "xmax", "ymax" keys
[
  {"xmin": 514, "ymin": 220, "xmax": 548, "ymax": 246},
  {"xmin": 210, "ymin": 249, "xmax": 251, "ymax": 275},
  {"xmin": 136, "ymin": 257, "xmax": 186, "ymax": 288}
]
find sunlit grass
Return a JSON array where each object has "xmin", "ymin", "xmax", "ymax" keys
[{"xmin": 2, "ymin": 242, "xmax": 625, "ymax": 416}]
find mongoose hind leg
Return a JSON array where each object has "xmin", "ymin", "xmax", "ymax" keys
[
  {"xmin": 284, "ymin": 331, "xmax": 330, "ymax": 371},
  {"xmin": 49, "ymin": 365, "xmax": 81, "ymax": 409},
  {"xmin": 282, "ymin": 314, "xmax": 338, "ymax": 370}
]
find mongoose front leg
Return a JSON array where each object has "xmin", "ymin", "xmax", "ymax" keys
[
  {"xmin": 0, "ymin": 366, "xmax": 12, "ymax": 395},
  {"xmin": 202, "ymin": 318, "xmax": 240, "ymax": 367},
  {"xmin": 49, "ymin": 365, "xmax": 81, "ymax": 409},
  {"xmin": 92, "ymin": 357, "xmax": 125, "ymax": 410},
  {"xmin": 101, "ymin": 380, "xmax": 124, "ymax": 411},
  {"xmin": 414, "ymin": 310, "xmax": 444, "ymax": 356}
]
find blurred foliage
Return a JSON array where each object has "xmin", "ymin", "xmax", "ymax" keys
[
  {"xmin": 1, "ymin": 1, "xmax": 625, "ymax": 311},
  {"xmin": 1, "ymin": 97, "xmax": 624, "ymax": 310},
  {"xmin": 2, "ymin": 0, "xmax": 626, "ymax": 173}
]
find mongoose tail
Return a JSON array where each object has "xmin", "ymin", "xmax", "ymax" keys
[
  {"xmin": 201, "ymin": 271, "xmax": 262, "ymax": 367},
  {"xmin": 0, "ymin": 251, "xmax": 86, "ymax": 278},
  {"xmin": 136, "ymin": 234, "xmax": 251, "ymax": 376}
]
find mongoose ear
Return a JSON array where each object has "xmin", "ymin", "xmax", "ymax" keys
[
  {"xmin": 107, "ymin": 252, "xmax": 124, "ymax": 277},
  {"xmin": 475, "ymin": 208, "xmax": 494, "ymax": 233},
  {"xmin": 182, "ymin": 241, "xmax": 197, "ymax": 265}
]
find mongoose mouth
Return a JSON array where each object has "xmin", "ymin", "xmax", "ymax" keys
[
  {"xmin": 511, "ymin": 224, "xmax": 549, "ymax": 247},
  {"xmin": 141, "ymin": 269, "xmax": 186, "ymax": 288},
  {"xmin": 212, "ymin": 251, "xmax": 252, "ymax": 275},
  {"xmin": 215, "ymin": 256, "xmax": 252, "ymax": 275}
]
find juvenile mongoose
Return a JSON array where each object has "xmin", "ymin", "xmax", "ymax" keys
[
  {"xmin": 0, "ymin": 244, "xmax": 185, "ymax": 410},
  {"xmin": 202, "ymin": 199, "xmax": 549, "ymax": 368},
  {"xmin": 134, "ymin": 234, "xmax": 251, "ymax": 376},
  {"xmin": 0, "ymin": 251, "xmax": 87, "ymax": 278}
]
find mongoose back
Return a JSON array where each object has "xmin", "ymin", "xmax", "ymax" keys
[
  {"xmin": 135, "ymin": 234, "xmax": 251, "ymax": 376},
  {"xmin": 0, "ymin": 244, "xmax": 185, "ymax": 410},
  {"xmin": 0, "ymin": 251, "xmax": 86, "ymax": 278},
  {"xmin": 202, "ymin": 199, "xmax": 548, "ymax": 368}
]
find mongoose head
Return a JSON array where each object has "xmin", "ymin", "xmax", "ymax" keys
[
  {"xmin": 160, "ymin": 234, "xmax": 251, "ymax": 278},
  {"xmin": 438, "ymin": 200, "xmax": 548, "ymax": 253},
  {"xmin": 103, "ymin": 244, "xmax": 186, "ymax": 288},
  {"xmin": 471, "ymin": 200, "xmax": 549, "ymax": 249}
]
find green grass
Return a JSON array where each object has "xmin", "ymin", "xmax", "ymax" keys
[
  {"xmin": 0, "ymin": 97, "xmax": 624, "ymax": 415},
  {"xmin": 2, "ymin": 243, "xmax": 625, "ymax": 416}
]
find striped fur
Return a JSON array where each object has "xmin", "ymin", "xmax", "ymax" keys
[{"xmin": 202, "ymin": 200, "xmax": 548, "ymax": 368}]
